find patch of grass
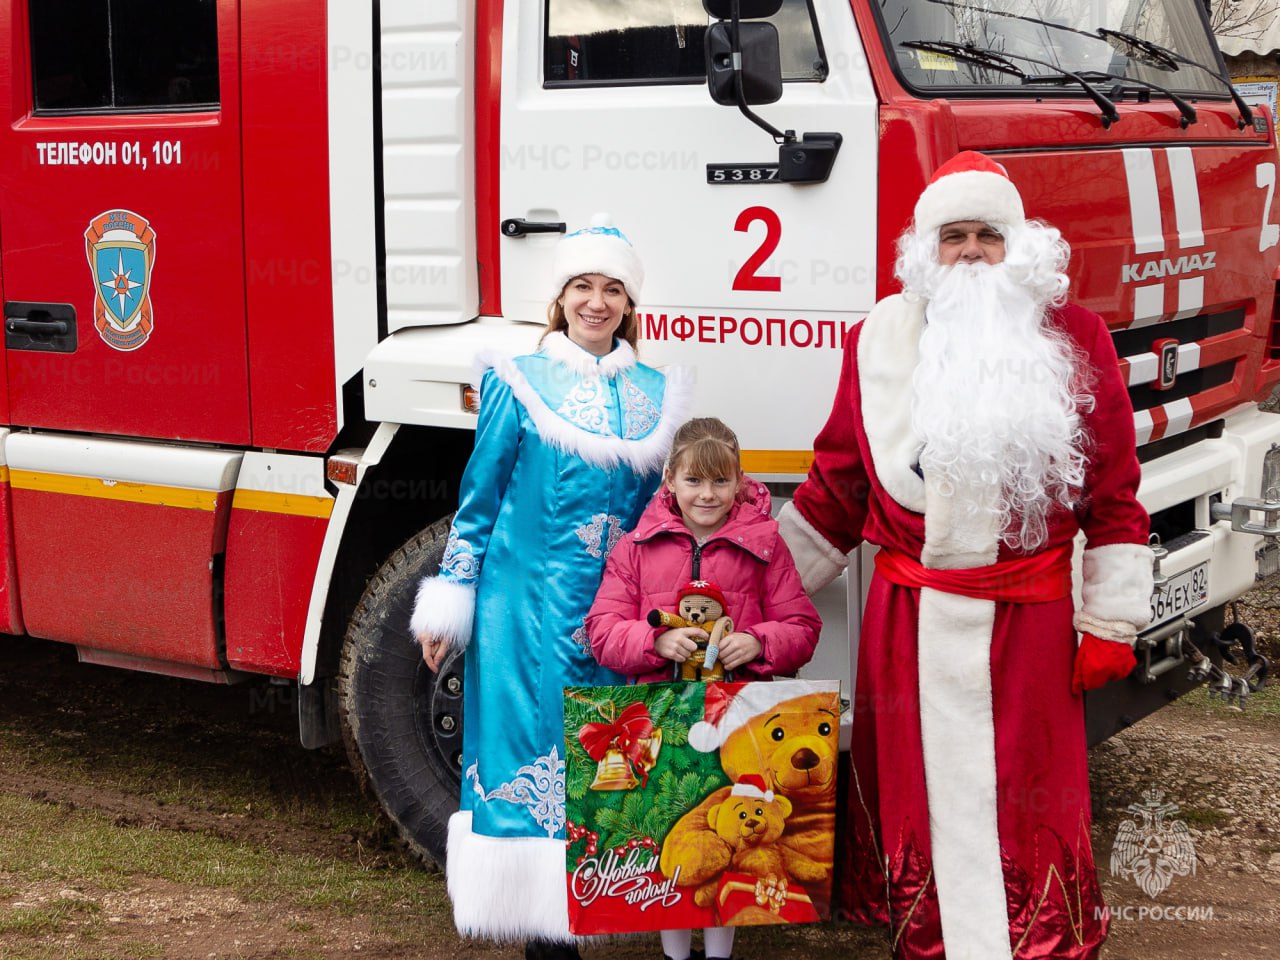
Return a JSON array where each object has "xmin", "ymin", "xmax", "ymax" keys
[
  {"xmin": 0, "ymin": 792, "xmax": 445, "ymax": 938},
  {"xmin": 0, "ymin": 895, "xmax": 98, "ymax": 937},
  {"xmin": 1175, "ymin": 805, "xmax": 1230, "ymax": 827},
  {"xmin": 0, "ymin": 942, "xmax": 164, "ymax": 960},
  {"xmin": 1167, "ymin": 677, "xmax": 1280, "ymax": 718}
]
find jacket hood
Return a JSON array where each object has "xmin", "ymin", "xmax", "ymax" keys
[{"xmin": 632, "ymin": 477, "xmax": 776, "ymax": 559}]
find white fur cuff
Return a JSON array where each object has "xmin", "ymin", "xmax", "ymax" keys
[
  {"xmin": 1073, "ymin": 610, "xmax": 1138, "ymax": 646},
  {"xmin": 778, "ymin": 501, "xmax": 848, "ymax": 594},
  {"xmin": 1080, "ymin": 542, "xmax": 1154, "ymax": 628},
  {"xmin": 446, "ymin": 811, "xmax": 576, "ymax": 941},
  {"xmin": 409, "ymin": 575, "xmax": 476, "ymax": 649}
]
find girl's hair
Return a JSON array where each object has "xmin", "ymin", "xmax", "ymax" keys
[
  {"xmin": 666, "ymin": 418, "xmax": 741, "ymax": 479},
  {"xmin": 540, "ymin": 278, "xmax": 639, "ymax": 350}
]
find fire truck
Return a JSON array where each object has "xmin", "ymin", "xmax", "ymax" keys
[{"xmin": 1, "ymin": 0, "xmax": 1278, "ymax": 869}]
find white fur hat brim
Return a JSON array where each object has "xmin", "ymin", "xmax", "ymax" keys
[
  {"xmin": 913, "ymin": 168, "xmax": 1025, "ymax": 237},
  {"xmin": 551, "ymin": 213, "xmax": 644, "ymax": 303}
]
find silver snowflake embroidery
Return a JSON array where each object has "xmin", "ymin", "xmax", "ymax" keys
[
  {"xmin": 466, "ymin": 746, "xmax": 566, "ymax": 837},
  {"xmin": 556, "ymin": 376, "xmax": 611, "ymax": 435},
  {"xmin": 576, "ymin": 513, "xmax": 625, "ymax": 559},
  {"xmin": 572, "ymin": 621, "xmax": 591, "ymax": 656},
  {"xmin": 440, "ymin": 528, "xmax": 478, "ymax": 581},
  {"xmin": 619, "ymin": 374, "xmax": 660, "ymax": 439}
]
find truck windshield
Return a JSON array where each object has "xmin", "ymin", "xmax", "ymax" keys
[{"xmin": 877, "ymin": 0, "xmax": 1225, "ymax": 98}]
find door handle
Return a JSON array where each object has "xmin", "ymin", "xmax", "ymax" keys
[
  {"xmin": 4, "ymin": 301, "xmax": 78, "ymax": 353},
  {"xmin": 501, "ymin": 218, "xmax": 566, "ymax": 238},
  {"xmin": 6, "ymin": 317, "xmax": 69, "ymax": 336}
]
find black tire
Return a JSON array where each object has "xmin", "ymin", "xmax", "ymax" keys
[{"xmin": 338, "ymin": 515, "xmax": 464, "ymax": 869}]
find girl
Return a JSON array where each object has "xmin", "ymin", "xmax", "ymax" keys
[
  {"xmin": 411, "ymin": 216, "xmax": 691, "ymax": 959},
  {"xmin": 586, "ymin": 417, "xmax": 822, "ymax": 960}
]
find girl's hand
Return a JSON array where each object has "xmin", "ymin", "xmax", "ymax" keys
[
  {"xmin": 419, "ymin": 632, "xmax": 450, "ymax": 672},
  {"xmin": 655, "ymin": 627, "xmax": 703, "ymax": 662},
  {"xmin": 717, "ymin": 632, "xmax": 762, "ymax": 671}
]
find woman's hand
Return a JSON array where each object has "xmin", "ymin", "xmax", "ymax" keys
[
  {"xmin": 717, "ymin": 632, "xmax": 762, "ymax": 671},
  {"xmin": 655, "ymin": 627, "xmax": 703, "ymax": 662},
  {"xmin": 419, "ymin": 632, "xmax": 451, "ymax": 672}
]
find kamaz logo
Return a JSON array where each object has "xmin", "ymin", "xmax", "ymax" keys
[
  {"xmin": 1121, "ymin": 252, "xmax": 1216, "ymax": 284},
  {"xmin": 1153, "ymin": 338, "xmax": 1179, "ymax": 391}
]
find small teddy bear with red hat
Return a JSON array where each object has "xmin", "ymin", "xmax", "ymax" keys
[{"xmin": 647, "ymin": 580, "xmax": 733, "ymax": 681}]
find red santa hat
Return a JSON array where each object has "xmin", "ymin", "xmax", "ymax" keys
[
  {"xmin": 551, "ymin": 212, "xmax": 644, "ymax": 303},
  {"xmin": 730, "ymin": 773, "xmax": 775, "ymax": 803},
  {"xmin": 688, "ymin": 679, "xmax": 828, "ymax": 752},
  {"xmin": 912, "ymin": 150, "xmax": 1026, "ymax": 237},
  {"xmin": 676, "ymin": 579, "xmax": 727, "ymax": 610}
]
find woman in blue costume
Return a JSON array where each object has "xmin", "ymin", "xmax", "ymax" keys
[{"xmin": 411, "ymin": 217, "xmax": 690, "ymax": 955}]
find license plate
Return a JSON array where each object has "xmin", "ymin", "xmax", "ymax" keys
[{"xmin": 1148, "ymin": 561, "xmax": 1208, "ymax": 629}]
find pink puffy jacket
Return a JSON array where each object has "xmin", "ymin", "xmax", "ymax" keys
[{"xmin": 586, "ymin": 478, "xmax": 822, "ymax": 683}]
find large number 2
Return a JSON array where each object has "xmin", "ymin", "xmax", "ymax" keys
[
  {"xmin": 732, "ymin": 206, "xmax": 782, "ymax": 292},
  {"xmin": 1258, "ymin": 162, "xmax": 1280, "ymax": 252}
]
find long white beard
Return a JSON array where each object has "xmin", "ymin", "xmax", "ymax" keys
[{"xmin": 910, "ymin": 261, "xmax": 1090, "ymax": 552}]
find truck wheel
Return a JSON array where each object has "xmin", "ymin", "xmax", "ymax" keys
[{"xmin": 338, "ymin": 515, "xmax": 464, "ymax": 869}]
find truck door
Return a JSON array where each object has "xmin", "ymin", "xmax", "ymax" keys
[
  {"xmin": 497, "ymin": 0, "xmax": 878, "ymax": 471},
  {"xmin": 0, "ymin": 0, "xmax": 249, "ymax": 444}
]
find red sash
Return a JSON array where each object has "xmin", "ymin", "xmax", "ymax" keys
[{"xmin": 874, "ymin": 543, "xmax": 1073, "ymax": 604}]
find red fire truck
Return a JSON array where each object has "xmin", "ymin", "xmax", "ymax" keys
[{"xmin": 1, "ymin": 0, "xmax": 1277, "ymax": 868}]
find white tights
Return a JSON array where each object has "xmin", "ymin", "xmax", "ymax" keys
[{"xmin": 659, "ymin": 927, "xmax": 734, "ymax": 960}]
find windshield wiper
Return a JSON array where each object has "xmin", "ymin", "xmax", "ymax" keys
[
  {"xmin": 1076, "ymin": 71, "xmax": 1196, "ymax": 128},
  {"xmin": 1096, "ymin": 27, "xmax": 1253, "ymax": 129},
  {"xmin": 901, "ymin": 40, "xmax": 1119, "ymax": 128}
]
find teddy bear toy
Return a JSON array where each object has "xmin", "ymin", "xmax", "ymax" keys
[
  {"xmin": 698, "ymin": 773, "xmax": 793, "ymax": 906},
  {"xmin": 647, "ymin": 580, "xmax": 733, "ymax": 681}
]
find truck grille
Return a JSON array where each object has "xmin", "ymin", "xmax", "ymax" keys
[{"xmin": 1112, "ymin": 307, "xmax": 1248, "ymax": 446}]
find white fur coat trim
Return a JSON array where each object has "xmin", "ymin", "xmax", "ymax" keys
[
  {"xmin": 1079, "ymin": 542, "xmax": 1154, "ymax": 627},
  {"xmin": 486, "ymin": 354, "xmax": 693, "ymax": 473},
  {"xmin": 540, "ymin": 330, "xmax": 637, "ymax": 377},
  {"xmin": 409, "ymin": 575, "xmax": 476, "ymax": 649},
  {"xmin": 777, "ymin": 501, "xmax": 849, "ymax": 594},
  {"xmin": 918, "ymin": 587, "xmax": 1015, "ymax": 960},
  {"xmin": 446, "ymin": 811, "xmax": 577, "ymax": 942},
  {"xmin": 1073, "ymin": 610, "xmax": 1139, "ymax": 645},
  {"xmin": 921, "ymin": 470, "xmax": 1000, "ymax": 571},
  {"xmin": 860, "ymin": 294, "xmax": 1004, "ymax": 570},
  {"xmin": 470, "ymin": 333, "xmax": 635, "ymax": 390},
  {"xmin": 857, "ymin": 295, "xmax": 927, "ymax": 514}
]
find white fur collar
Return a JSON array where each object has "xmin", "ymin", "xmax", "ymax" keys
[
  {"xmin": 486, "ymin": 354, "xmax": 693, "ymax": 473},
  {"xmin": 857, "ymin": 295, "xmax": 927, "ymax": 514},
  {"xmin": 858, "ymin": 294, "xmax": 998, "ymax": 569},
  {"xmin": 540, "ymin": 330, "xmax": 637, "ymax": 378}
]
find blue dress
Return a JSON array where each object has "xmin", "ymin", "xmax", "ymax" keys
[{"xmin": 410, "ymin": 332, "xmax": 690, "ymax": 940}]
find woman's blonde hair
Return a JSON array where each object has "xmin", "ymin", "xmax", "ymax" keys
[
  {"xmin": 666, "ymin": 418, "xmax": 741, "ymax": 480},
  {"xmin": 540, "ymin": 278, "xmax": 639, "ymax": 351}
]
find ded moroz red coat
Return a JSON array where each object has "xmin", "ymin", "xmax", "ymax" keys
[
  {"xmin": 779, "ymin": 294, "xmax": 1152, "ymax": 960},
  {"xmin": 588, "ymin": 478, "xmax": 821, "ymax": 683}
]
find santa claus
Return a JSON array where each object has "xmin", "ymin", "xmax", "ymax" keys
[{"xmin": 779, "ymin": 151, "xmax": 1153, "ymax": 959}]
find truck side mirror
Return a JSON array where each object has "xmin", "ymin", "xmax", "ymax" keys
[
  {"xmin": 703, "ymin": 0, "xmax": 782, "ymax": 20},
  {"xmin": 700, "ymin": 0, "xmax": 842, "ymax": 184},
  {"xmin": 705, "ymin": 22, "xmax": 782, "ymax": 106}
]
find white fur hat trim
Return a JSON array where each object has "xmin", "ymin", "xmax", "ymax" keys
[
  {"xmin": 913, "ymin": 151, "xmax": 1025, "ymax": 237},
  {"xmin": 551, "ymin": 212, "xmax": 644, "ymax": 303},
  {"xmin": 730, "ymin": 774, "xmax": 775, "ymax": 803}
]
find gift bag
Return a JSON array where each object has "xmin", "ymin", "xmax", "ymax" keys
[{"xmin": 563, "ymin": 678, "xmax": 840, "ymax": 935}]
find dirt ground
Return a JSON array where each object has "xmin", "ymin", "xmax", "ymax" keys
[{"xmin": 1, "ymin": 635, "xmax": 1278, "ymax": 959}]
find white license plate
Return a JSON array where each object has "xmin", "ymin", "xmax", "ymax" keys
[{"xmin": 1148, "ymin": 561, "xmax": 1209, "ymax": 629}]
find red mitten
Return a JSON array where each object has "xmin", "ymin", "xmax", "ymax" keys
[{"xmin": 1071, "ymin": 633, "xmax": 1137, "ymax": 694}]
